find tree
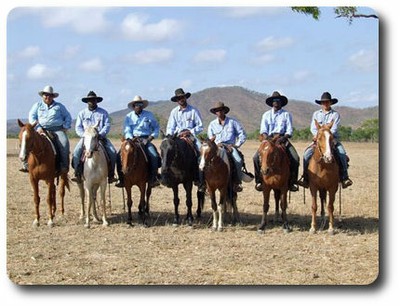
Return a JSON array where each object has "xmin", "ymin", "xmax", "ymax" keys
[{"xmin": 291, "ymin": 6, "xmax": 378, "ymax": 24}]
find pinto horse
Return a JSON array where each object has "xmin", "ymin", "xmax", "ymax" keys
[
  {"xmin": 17, "ymin": 119, "xmax": 69, "ymax": 227},
  {"xmin": 199, "ymin": 138, "xmax": 239, "ymax": 231},
  {"xmin": 308, "ymin": 120, "xmax": 340, "ymax": 234},
  {"xmin": 119, "ymin": 138, "xmax": 152, "ymax": 226},
  {"xmin": 257, "ymin": 135, "xmax": 291, "ymax": 232},
  {"xmin": 77, "ymin": 124, "xmax": 109, "ymax": 228},
  {"xmin": 160, "ymin": 133, "xmax": 204, "ymax": 226}
]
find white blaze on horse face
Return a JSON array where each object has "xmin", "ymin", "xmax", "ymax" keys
[
  {"xmin": 19, "ymin": 130, "xmax": 27, "ymax": 161},
  {"xmin": 323, "ymin": 130, "xmax": 333, "ymax": 163},
  {"xmin": 199, "ymin": 143, "xmax": 209, "ymax": 170}
]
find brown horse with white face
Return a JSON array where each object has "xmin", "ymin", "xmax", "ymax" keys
[
  {"xmin": 17, "ymin": 119, "xmax": 69, "ymax": 227},
  {"xmin": 308, "ymin": 120, "xmax": 340, "ymax": 234},
  {"xmin": 257, "ymin": 135, "xmax": 291, "ymax": 232}
]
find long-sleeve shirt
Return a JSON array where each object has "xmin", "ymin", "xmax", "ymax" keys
[
  {"xmin": 123, "ymin": 110, "xmax": 160, "ymax": 139},
  {"xmin": 310, "ymin": 108, "xmax": 340, "ymax": 138},
  {"xmin": 29, "ymin": 100, "xmax": 72, "ymax": 131},
  {"xmin": 75, "ymin": 107, "xmax": 111, "ymax": 138},
  {"xmin": 207, "ymin": 116, "xmax": 246, "ymax": 148},
  {"xmin": 166, "ymin": 104, "xmax": 203, "ymax": 136},
  {"xmin": 259, "ymin": 108, "xmax": 293, "ymax": 137}
]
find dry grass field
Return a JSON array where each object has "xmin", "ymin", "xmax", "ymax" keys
[{"xmin": 6, "ymin": 138, "xmax": 379, "ymax": 285}]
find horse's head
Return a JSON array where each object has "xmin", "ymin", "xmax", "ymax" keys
[
  {"xmin": 199, "ymin": 138, "xmax": 218, "ymax": 171},
  {"xmin": 314, "ymin": 119, "xmax": 335, "ymax": 163},
  {"xmin": 17, "ymin": 119, "xmax": 38, "ymax": 161},
  {"xmin": 83, "ymin": 124, "xmax": 100, "ymax": 159},
  {"xmin": 119, "ymin": 138, "xmax": 140, "ymax": 175},
  {"xmin": 258, "ymin": 136, "xmax": 282, "ymax": 176}
]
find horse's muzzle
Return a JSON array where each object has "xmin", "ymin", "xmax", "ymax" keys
[{"xmin": 261, "ymin": 167, "xmax": 272, "ymax": 176}]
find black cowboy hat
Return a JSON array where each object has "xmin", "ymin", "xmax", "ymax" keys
[
  {"xmin": 315, "ymin": 92, "xmax": 338, "ymax": 105},
  {"xmin": 265, "ymin": 91, "xmax": 288, "ymax": 107},
  {"xmin": 210, "ymin": 101, "xmax": 230, "ymax": 114},
  {"xmin": 171, "ymin": 88, "xmax": 191, "ymax": 102},
  {"xmin": 82, "ymin": 91, "xmax": 103, "ymax": 103}
]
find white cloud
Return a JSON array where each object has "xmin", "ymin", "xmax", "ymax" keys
[
  {"xmin": 251, "ymin": 53, "xmax": 275, "ymax": 65},
  {"xmin": 348, "ymin": 49, "xmax": 377, "ymax": 72},
  {"xmin": 79, "ymin": 58, "xmax": 104, "ymax": 72},
  {"xmin": 121, "ymin": 13, "xmax": 182, "ymax": 42},
  {"xmin": 62, "ymin": 45, "xmax": 81, "ymax": 59},
  {"xmin": 126, "ymin": 48, "xmax": 173, "ymax": 64},
  {"xmin": 256, "ymin": 36, "xmax": 294, "ymax": 52},
  {"xmin": 18, "ymin": 46, "xmax": 40, "ymax": 59},
  {"xmin": 26, "ymin": 64, "xmax": 56, "ymax": 79},
  {"xmin": 194, "ymin": 49, "xmax": 227, "ymax": 63},
  {"xmin": 224, "ymin": 7, "xmax": 286, "ymax": 18}
]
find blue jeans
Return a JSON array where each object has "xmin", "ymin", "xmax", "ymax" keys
[
  {"xmin": 53, "ymin": 130, "xmax": 70, "ymax": 172},
  {"xmin": 230, "ymin": 147, "xmax": 244, "ymax": 183}
]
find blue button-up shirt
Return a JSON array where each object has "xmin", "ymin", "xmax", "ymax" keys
[
  {"xmin": 259, "ymin": 108, "xmax": 293, "ymax": 136},
  {"xmin": 123, "ymin": 110, "xmax": 160, "ymax": 139},
  {"xmin": 208, "ymin": 117, "xmax": 246, "ymax": 148},
  {"xmin": 166, "ymin": 104, "xmax": 203, "ymax": 136},
  {"xmin": 310, "ymin": 108, "xmax": 340, "ymax": 138},
  {"xmin": 29, "ymin": 100, "xmax": 72, "ymax": 131},
  {"xmin": 75, "ymin": 107, "xmax": 111, "ymax": 138}
]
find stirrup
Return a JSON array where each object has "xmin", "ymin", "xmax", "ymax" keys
[
  {"xmin": 115, "ymin": 180, "xmax": 124, "ymax": 188},
  {"xmin": 255, "ymin": 183, "xmax": 263, "ymax": 192},
  {"xmin": 342, "ymin": 178, "xmax": 353, "ymax": 189}
]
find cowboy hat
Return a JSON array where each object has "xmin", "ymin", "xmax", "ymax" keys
[
  {"xmin": 315, "ymin": 92, "xmax": 338, "ymax": 105},
  {"xmin": 38, "ymin": 85, "xmax": 59, "ymax": 98},
  {"xmin": 171, "ymin": 88, "xmax": 191, "ymax": 102},
  {"xmin": 128, "ymin": 95, "xmax": 149, "ymax": 109},
  {"xmin": 82, "ymin": 91, "xmax": 103, "ymax": 103},
  {"xmin": 210, "ymin": 101, "xmax": 230, "ymax": 114},
  {"xmin": 265, "ymin": 91, "xmax": 288, "ymax": 107}
]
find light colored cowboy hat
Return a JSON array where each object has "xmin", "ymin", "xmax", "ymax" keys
[
  {"xmin": 82, "ymin": 91, "xmax": 103, "ymax": 103},
  {"xmin": 38, "ymin": 85, "xmax": 59, "ymax": 98},
  {"xmin": 128, "ymin": 95, "xmax": 149, "ymax": 109},
  {"xmin": 210, "ymin": 101, "xmax": 230, "ymax": 114},
  {"xmin": 171, "ymin": 88, "xmax": 191, "ymax": 102},
  {"xmin": 315, "ymin": 92, "xmax": 338, "ymax": 105},
  {"xmin": 265, "ymin": 91, "xmax": 288, "ymax": 107}
]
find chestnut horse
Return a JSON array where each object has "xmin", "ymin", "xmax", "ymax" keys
[
  {"xmin": 308, "ymin": 120, "xmax": 340, "ymax": 234},
  {"xmin": 119, "ymin": 138, "xmax": 152, "ymax": 227},
  {"xmin": 17, "ymin": 119, "xmax": 69, "ymax": 227},
  {"xmin": 257, "ymin": 135, "xmax": 291, "ymax": 232},
  {"xmin": 160, "ymin": 133, "xmax": 204, "ymax": 226},
  {"xmin": 77, "ymin": 124, "xmax": 109, "ymax": 228},
  {"xmin": 199, "ymin": 138, "xmax": 239, "ymax": 231}
]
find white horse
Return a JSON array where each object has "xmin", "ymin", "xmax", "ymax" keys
[{"xmin": 77, "ymin": 123, "xmax": 109, "ymax": 228}]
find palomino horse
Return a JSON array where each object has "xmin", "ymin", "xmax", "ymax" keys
[
  {"xmin": 199, "ymin": 138, "xmax": 239, "ymax": 231},
  {"xmin": 17, "ymin": 119, "xmax": 69, "ymax": 227},
  {"xmin": 77, "ymin": 124, "xmax": 109, "ymax": 228},
  {"xmin": 308, "ymin": 120, "xmax": 340, "ymax": 234},
  {"xmin": 119, "ymin": 138, "xmax": 152, "ymax": 226},
  {"xmin": 257, "ymin": 135, "xmax": 291, "ymax": 232},
  {"xmin": 160, "ymin": 133, "xmax": 204, "ymax": 226}
]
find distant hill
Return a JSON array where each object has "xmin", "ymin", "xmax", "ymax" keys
[{"xmin": 7, "ymin": 86, "xmax": 378, "ymax": 136}]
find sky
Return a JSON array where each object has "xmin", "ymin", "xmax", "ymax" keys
[{"xmin": 6, "ymin": 5, "xmax": 379, "ymax": 120}]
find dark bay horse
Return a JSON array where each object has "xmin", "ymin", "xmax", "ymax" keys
[
  {"xmin": 199, "ymin": 138, "xmax": 239, "ymax": 231},
  {"xmin": 77, "ymin": 124, "xmax": 109, "ymax": 228},
  {"xmin": 160, "ymin": 134, "xmax": 204, "ymax": 226},
  {"xmin": 17, "ymin": 119, "xmax": 69, "ymax": 227},
  {"xmin": 120, "ymin": 138, "xmax": 152, "ymax": 227},
  {"xmin": 257, "ymin": 135, "xmax": 291, "ymax": 232},
  {"xmin": 308, "ymin": 120, "xmax": 340, "ymax": 234}
]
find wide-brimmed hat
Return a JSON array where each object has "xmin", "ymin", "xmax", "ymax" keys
[
  {"xmin": 128, "ymin": 95, "xmax": 149, "ymax": 109},
  {"xmin": 82, "ymin": 91, "xmax": 103, "ymax": 103},
  {"xmin": 315, "ymin": 92, "xmax": 338, "ymax": 105},
  {"xmin": 38, "ymin": 85, "xmax": 59, "ymax": 98},
  {"xmin": 171, "ymin": 88, "xmax": 191, "ymax": 102},
  {"xmin": 265, "ymin": 91, "xmax": 288, "ymax": 107},
  {"xmin": 210, "ymin": 101, "xmax": 230, "ymax": 114}
]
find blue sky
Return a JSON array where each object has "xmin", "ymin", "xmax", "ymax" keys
[{"xmin": 6, "ymin": 6, "xmax": 378, "ymax": 119}]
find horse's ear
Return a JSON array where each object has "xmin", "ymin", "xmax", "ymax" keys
[
  {"xmin": 314, "ymin": 119, "xmax": 321, "ymax": 130},
  {"xmin": 326, "ymin": 121, "xmax": 334, "ymax": 130},
  {"xmin": 120, "ymin": 136, "xmax": 125, "ymax": 142},
  {"xmin": 17, "ymin": 119, "xmax": 24, "ymax": 127},
  {"xmin": 198, "ymin": 134, "xmax": 205, "ymax": 142},
  {"xmin": 31, "ymin": 121, "xmax": 38, "ymax": 129},
  {"xmin": 258, "ymin": 134, "xmax": 264, "ymax": 142}
]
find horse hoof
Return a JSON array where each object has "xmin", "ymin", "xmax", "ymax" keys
[
  {"xmin": 102, "ymin": 222, "xmax": 109, "ymax": 227},
  {"xmin": 32, "ymin": 220, "xmax": 40, "ymax": 227},
  {"xmin": 309, "ymin": 228, "xmax": 316, "ymax": 234},
  {"xmin": 328, "ymin": 229, "xmax": 335, "ymax": 235},
  {"xmin": 84, "ymin": 223, "xmax": 90, "ymax": 229},
  {"xmin": 217, "ymin": 227, "xmax": 223, "ymax": 232},
  {"xmin": 47, "ymin": 221, "xmax": 54, "ymax": 227}
]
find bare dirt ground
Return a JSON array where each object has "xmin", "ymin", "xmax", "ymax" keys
[{"xmin": 6, "ymin": 139, "xmax": 379, "ymax": 285}]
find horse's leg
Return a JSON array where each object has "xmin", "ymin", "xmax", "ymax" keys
[
  {"xmin": 46, "ymin": 181, "xmax": 56, "ymax": 227},
  {"xmin": 58, "ymin": 173, "xmax": 68, "ymax": 216},
  {"xmin": 309, "ymin": 186, "xmax": 318, "ymax": 233},
  {"xmin": 100, "ymin": 182, "xmax": 109, "ymax": 226},
  {"xmin": 319, "ymin": 189, "xmax": 327, "ymax": 231},
  {"xmin": 172, "ymin": 185, "xmax": 180, "ymax": 226},
  {"xmin": 84, "ymin": 185, "xmax": 92, "ymax": 228},
  {"xmin": 78, "ymin": 182, "xmax": 85, "ymax": 220},
  {"xmin": 273, "ymin": 189, "xmax": 281, "ymax": 223},
  {"xmin": 196, "ymin": 190, "xmax": 205, "ymax": 219},
  {"xmin": 138, "ymin": 183, "xmax": 148, "ymax": 227},
  {"xmin": 327, "ymin": 189, "xmax": 337, "ymax": 235},
  {"xmin": 184, "ymin": 182, "xmax": 194, "ymax": 226},
  {"xmin": 280, "ymin": 190, "xmax": 290, "ymax": 233},
  {"xmin": 210, "ymin": 190, "xmax": 218, "ymax": 230},
  {"xmin": 91, "ymin": 185, "xmax": 101, "ymax": 223},
  {"xmin": 145, "ymin": 184, "xmax": 152, "ymax": 215},
  {"xmin": 30, "ymin": 178, "xmax": 40, "ymax": 226},
  {"xmin": 230, "ymin": 191, "xmax": 240, "ymax": 225},
  {"xmin": 126, "ymin": 186, "xmax": 133, "ymax": 226},
  {"xmin": 217, "ymin": 189, "xmax": 227, "ymax": 231},
  {"xmin": 258, "ymin": 188, "xmax": 271, "ymax": 231}
]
